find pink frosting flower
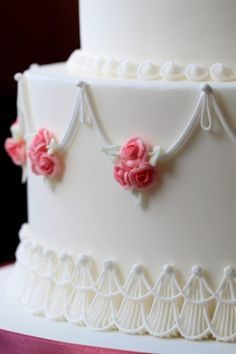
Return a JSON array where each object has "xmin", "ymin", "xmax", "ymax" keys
[
  {"xmin": 120, "ymin": 137, "xmax": 149, "ymax": 169},
  {"xmin": 29, "ymin": 128, "xmax": 54, "ymax": 162},
  {"xmin": 29, "ymin": 128, "xmax": 62, "ymax": 179},
  {"xmin": 114, "ymin": 165, "xmax": 132, "ymax": 189},
  {"xmin": 31, "ymin": 153, "xmax": 62, "ymax": 178},
  {"xmin": 4, "ymin": 138, "xmax": 26, "ymax": 166},
  {"xmin": 128, "ymin": 162, "xmax": 158, "ymax": 190},
  {"xmin": 114, "ymin": 162, "xmax": 158, "ymax": 191},
  {"xmin": 113, "ymin": 137, "xmax": 159, "ymax": 191}
]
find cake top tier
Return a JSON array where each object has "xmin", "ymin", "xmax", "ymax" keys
[{"xmin": 79, "ymin": 0, "xmax": 236, "ymax": 68}]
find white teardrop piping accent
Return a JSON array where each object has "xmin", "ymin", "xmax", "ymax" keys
[
  {"xmin": 210, "ymin": 63, "xmax": 235, "ymax": 82},
  {"xmin": 102, "ymin": 58, "xmax": 121, "ymax": 77},
  {"xmin": 8, "ymin": 224, "xmax": 236, "ymax": 342},
  {"xmin": 56, "ymin": 84, "xmax": 83, "ymax": 153},
  {"xmin": 137, "ymin": 61, "xmax": 160, "ymax": 80},
  {"xmin": 14, "ymin": 73, "xmax": 37, "ymax": 136},
  {"xmin": 185, "ymin": 64, "xmax": 209, "ymax": 82},
  {"xmin": 77, "ymin": 81, "xmax": 113, "ymax": 145},
  {"xmin": 117, "ymin": 60, "xmax": 138, "ymax": 79},
  {"xmin": 88, "ymin": 57, "xmax": 106, "ymax": 76},
  {"xmin": 160, "ymin": 61, "xmax": 185, "ymax": 81}
]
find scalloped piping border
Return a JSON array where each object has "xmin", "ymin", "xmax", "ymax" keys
[
  {"xmin": 66, "ymin": 50, "xmax": 236, "ymax": 83},
  {"xmin": 8, "ymin": 224, "xmax": 236, "ymax": 342}
]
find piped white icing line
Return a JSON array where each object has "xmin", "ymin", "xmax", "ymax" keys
[
  {"xmin": 160, "ymin": 61, "xmax": 185, "ymax": 81},
  {"xmin": 210, "ymin": 63, "xmax": 235, "ymax": 82},
  {"xmin": 67, "ymin": 50, "xmax": 236, "ymax": 82},
  {"xmin": 8, "ymin": 224, "xmax": 236, "ymax": 342}
]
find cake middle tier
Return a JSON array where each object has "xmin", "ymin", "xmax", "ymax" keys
[{"xmin": 24, "ymin": 63, "xmax": 236, "ymax": 288}]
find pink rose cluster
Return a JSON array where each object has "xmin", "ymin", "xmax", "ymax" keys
[
  {"xmin": 114, "ymin": 137, "xmax": 158, "ymax": 191},
  {"xmin": 5, "ymin": 121, "xmax": 26, "ymax": 166},
  {"xmin": 28, "ymin": 128, "xmax": 62, "ymax": 179}
]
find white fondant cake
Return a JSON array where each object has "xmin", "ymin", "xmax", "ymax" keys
[{"xmin": 5, "ymin": 0, "xmax": 236, "ymax": 344}]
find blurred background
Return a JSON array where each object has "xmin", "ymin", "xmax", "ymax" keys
[{"xmin": 0, "ymin": 0, "xmax": 79, "ymax": 263}]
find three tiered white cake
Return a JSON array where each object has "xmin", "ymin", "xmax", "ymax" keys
[{"xmin": 6, "ymin": 0, "xmax": 236, "ymax": 342}]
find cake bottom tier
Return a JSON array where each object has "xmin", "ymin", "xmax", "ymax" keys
[{"xmin": 8, "ymin": 224, "xmax": 236, "ymax": 342}]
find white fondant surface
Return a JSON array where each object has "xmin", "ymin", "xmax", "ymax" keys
[
  {"xmin": 1, "ymin": 265, "xmax": 235, "ymax": 354},
  {"xmin": 23, "ymin": 63, "xmax": 236, "ymax": 289},
  {"xmin": 79, "ymin": 0, "xmax": 236, "ymax": 68}
]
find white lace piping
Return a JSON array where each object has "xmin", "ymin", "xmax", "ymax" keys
[{"xmin": 8, "ymin": 224, "xmax": 236, "ymax": 342}]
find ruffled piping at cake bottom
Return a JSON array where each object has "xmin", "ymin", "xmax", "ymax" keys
[{"xmin": 8, "ymin": 224, "xmax": 236, "ymax": 342}]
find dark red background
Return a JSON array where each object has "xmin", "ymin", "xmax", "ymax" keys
[{"xmin": 0, "ymin": 0, "xmax": 80, "ymax": 263}]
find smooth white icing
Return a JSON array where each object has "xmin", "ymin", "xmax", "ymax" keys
[
  {"xmin": 9, "ymin": 226, "xmax": 236, "ymax": 341},
  {"xmin": 79, "ymin": 0, "xmax": 236, "ymax": 70}
]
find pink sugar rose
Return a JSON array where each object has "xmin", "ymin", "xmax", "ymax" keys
[
  {"xmin": 4, "ymin": 138, "xmax": 26, "ymax": 166},
  {"xmin": 31, "ymin": 153, "xmax": 62, "ymax": 178},
  {"xmin": 29, "ymin": 128, "xmax": 62, "ymax": 179},
  {"xmin": 114, "ymin": 161, "xmax": 158, "ymax": 191},
  {"xmin": 128, "ymin": 162, "xmax": 158, "ymax": 191},
  {"xmin": 28, "ymin": 128, "xmax": 54, "ymax": 162},
  {"xmin": 120, "ymin": 137, "xmax": 149, "ymax": 169},
  {"xmin": 114, "ymin": 165, "xmax": 132, "ymax": 189}
]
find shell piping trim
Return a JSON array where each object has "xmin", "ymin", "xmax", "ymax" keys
[{"xmin": 66, "ymin": 50, "xmax": 236, "ymax": 83}]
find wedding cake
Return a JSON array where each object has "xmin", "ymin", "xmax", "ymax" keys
[{"xmin": 5, "ymin": 0, "xmax": 236, "ymax": 342}]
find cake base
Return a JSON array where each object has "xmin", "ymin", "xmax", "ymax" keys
[{"xmin": 1, "ymin": 265, "xmax": 235, "ymax": 354}]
